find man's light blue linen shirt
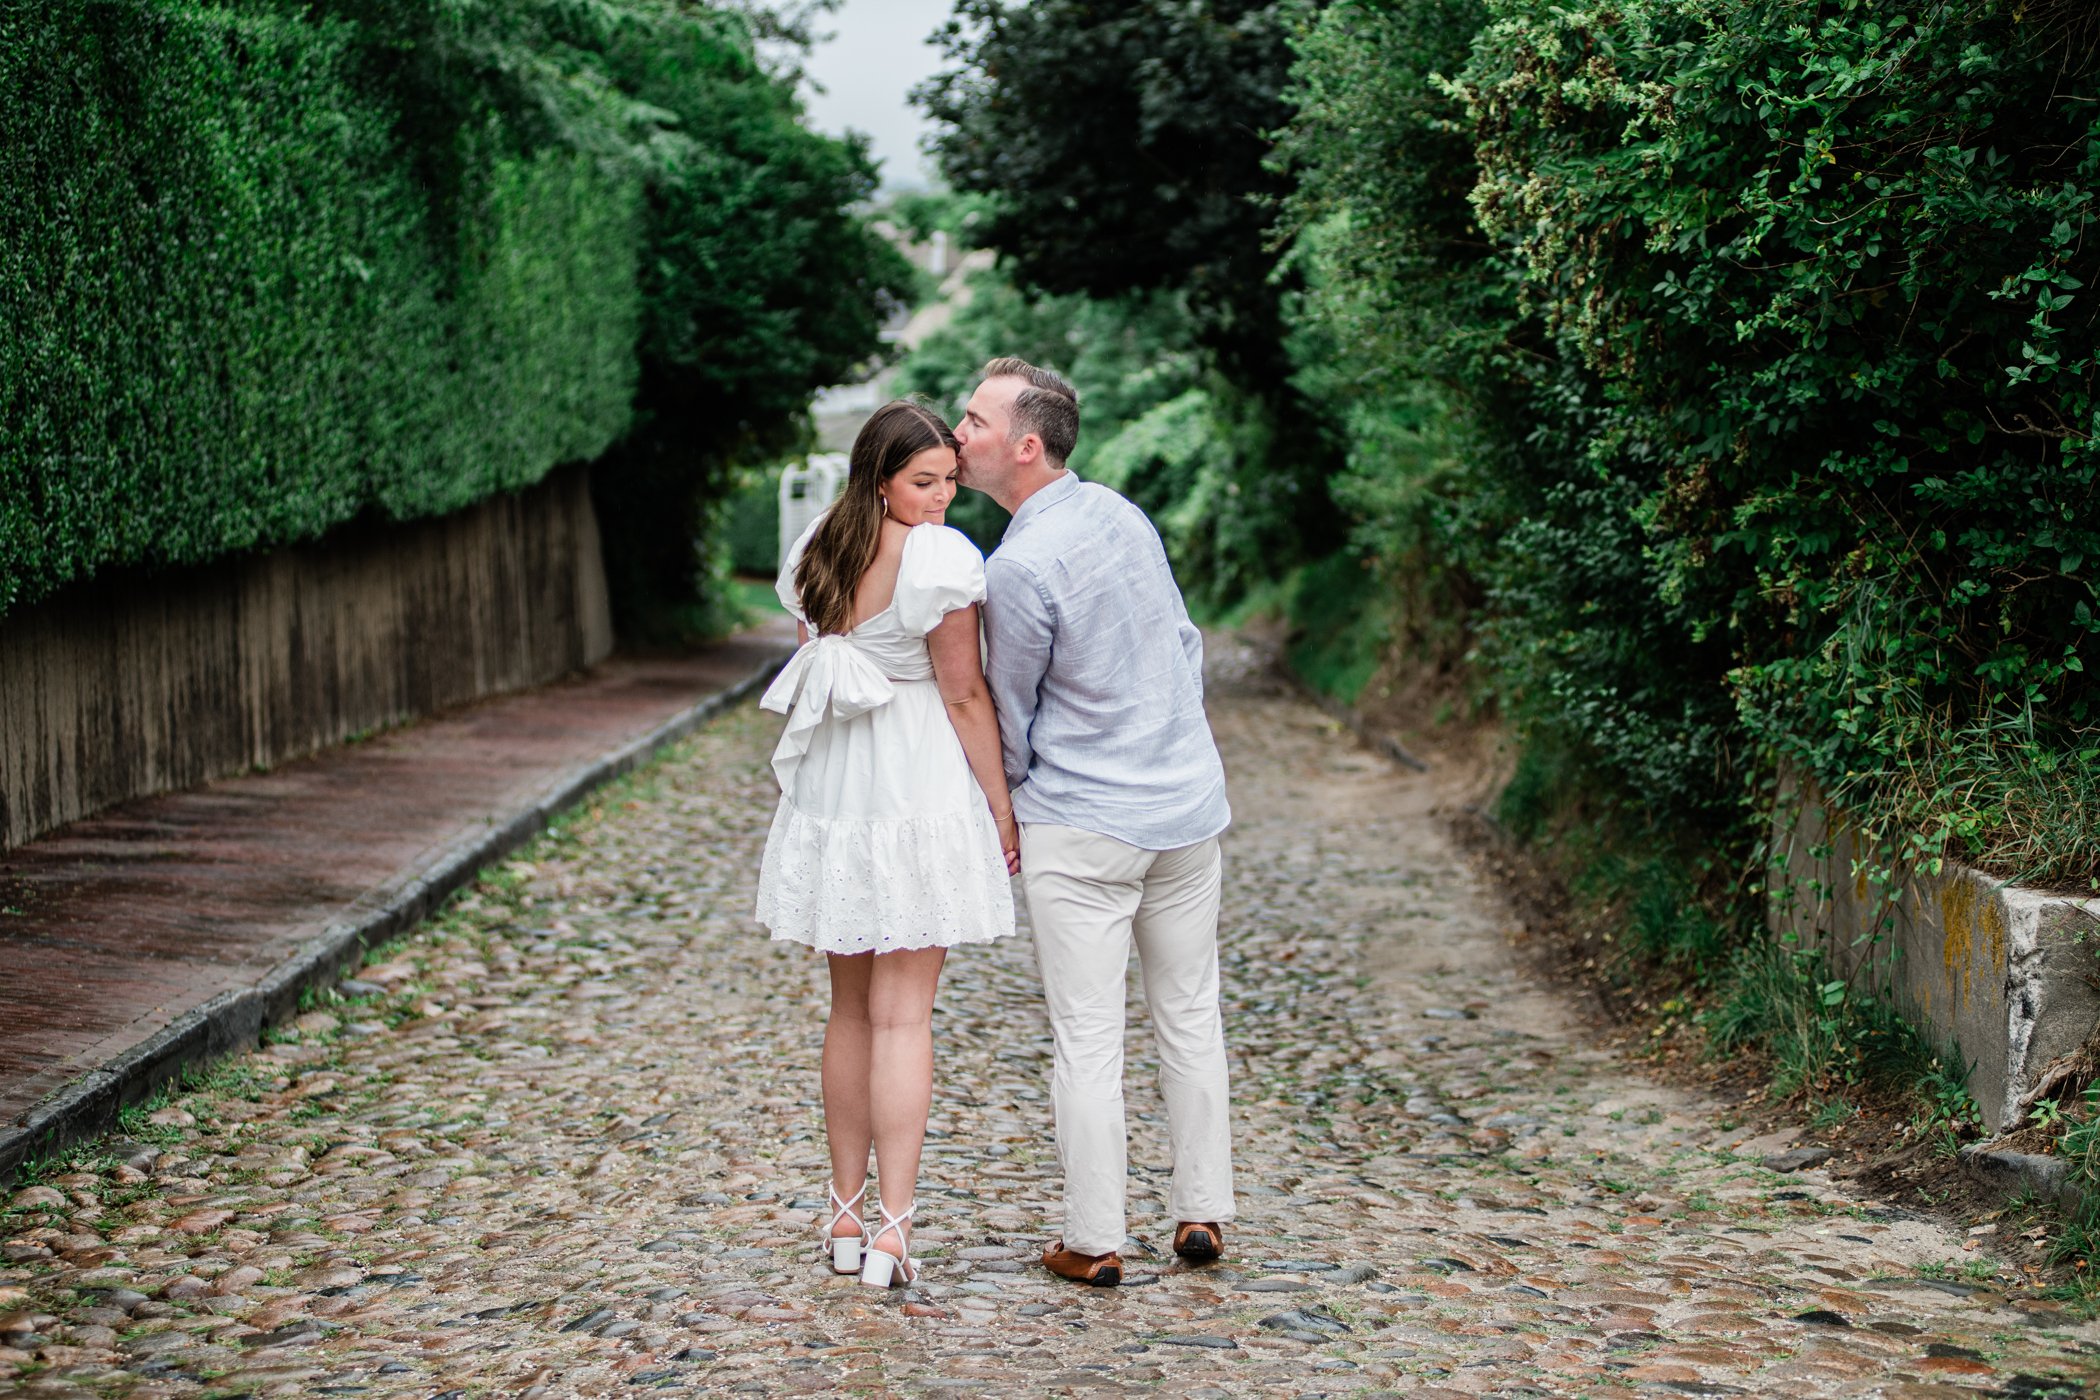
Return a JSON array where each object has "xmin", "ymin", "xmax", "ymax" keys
[{"xmin": 983, "ymin": 472, "xmax": 1230, "ymax": 851}]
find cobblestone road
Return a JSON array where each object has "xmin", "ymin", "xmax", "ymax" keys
[{"xmin": 6, "ymin": 644, "xmax": 2100, "ymax": 1397}]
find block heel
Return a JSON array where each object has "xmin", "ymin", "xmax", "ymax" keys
[{"xmin": 858, "ymin": 1199, "xmax": 916, "ymax": 1288}]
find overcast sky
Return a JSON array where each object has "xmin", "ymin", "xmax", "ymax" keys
[{"xmin": 799, "ymin": 0, "xmax": 957, "ymax": 191}]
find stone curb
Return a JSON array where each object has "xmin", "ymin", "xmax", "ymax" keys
[
  {"xmin": 1768, "ymin": 768, "xmax": 2100, "ymax": 1134},
  {"xmin": 0, "ymin": 652, "xmax": 787, "ymax": 1185},
  {"xmin": 1959, "ymin": 1142, "xmax": 2086, "ymax": 1215}
]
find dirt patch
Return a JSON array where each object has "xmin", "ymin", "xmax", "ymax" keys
[{"xmin": 1232, "ymin": 613, "xmax": 1510, "ymax": 805}]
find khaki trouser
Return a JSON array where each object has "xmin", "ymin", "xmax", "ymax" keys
[{"xmin": 1020, "ymin": 823, "xmax": 1235, "ymax": 1255}]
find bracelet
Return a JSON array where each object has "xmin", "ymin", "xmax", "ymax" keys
[{"xmin": 992, "ymin": 808, "xmax": 1015, "ymax": 821}]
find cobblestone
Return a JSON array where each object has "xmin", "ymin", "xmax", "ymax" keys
[{"xmin": 4, "ymin": 644, "xmax": 2099, "ymax": 1396}]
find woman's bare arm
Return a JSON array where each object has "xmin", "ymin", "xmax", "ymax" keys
[{"xmin": 926, "ymin": 604, "xmax": 1020, "ymax": 873}]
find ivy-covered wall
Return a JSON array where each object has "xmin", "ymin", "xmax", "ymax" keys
[
  {"xmin": 0, "ymin": 0, "xmax": 912, "ymax": 634},
  {"xmin": 0, "ymin": 4, "xmax": 632, "ymax": 619}
]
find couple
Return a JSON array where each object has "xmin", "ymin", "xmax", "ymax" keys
[{"xmin": 752, "ymin": 357, "xmax": 1234, "ymax": 1291}]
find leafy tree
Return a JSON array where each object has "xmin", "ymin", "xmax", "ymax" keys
[
  {"xmin": 916, "ymin": 0, "xmax": 1344, "ymax": 596},
  {"xmin": 885, "ymin": 188, "xmax": 995, "ymax": 245},
  {"xmin": 593, "ymin": 11, "xmax": 917, "ymax": 640},
  {"xmin": 893, "ymin": 266, "xmax": 1206, "ymax": 553},
  {"xmin": 919, "ymin": 0, "xmax": 1301, "ymax": 384}
]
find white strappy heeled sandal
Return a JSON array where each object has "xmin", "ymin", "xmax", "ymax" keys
[
  {"xmin": 859, "ymin": 1198, "xmax": 916, "ymax": 1288},
  {"xmin": 822, "ymin": 1183, "xmax": 868, "ymax": 1275}
]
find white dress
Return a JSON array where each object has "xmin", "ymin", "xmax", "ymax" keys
[{"xmin": 753, "ymin": 520, "xmax": 1017, "ymax": 954}]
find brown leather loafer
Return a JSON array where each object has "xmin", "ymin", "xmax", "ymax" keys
[
  {"xmin": 1042, "ymin": 1240, "xmax": 1122, "ymax": 1287},
  {"xmin": 1173, "ymin": 1221, "xmax": 1224, "ymax": 1262}
]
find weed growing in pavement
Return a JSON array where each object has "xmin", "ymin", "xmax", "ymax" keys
[
  {"xmin": 99, "ymin": 1178, "xmax": 159, "ymax": 1211},
  {"xmin": 1807, "ymin": 1098, "xmax": 1856, "ymax": 1131},
  {"xmin": 180, "ymin": 1054, "xmax": 273, "ymax": 1106},
  {"xmin": 1910, "ymin": 1056, "xmax": 1986, "ymax": 1156},
  {"xmin": 2032, "ymin": 1085, "xmax": 2100, "ymax": 1300},
  {"xmin": 1695, "ymin": 932, "xmax": 1979, "ymax": 1139},
  {"xmin": 5, "ymin": 1138, "xmax": 130, "ymax": 1196}
]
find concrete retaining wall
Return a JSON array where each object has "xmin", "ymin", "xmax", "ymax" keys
[
  {"xmin": 1768, "ymin": 769, "xmax": 2100, "ymax": 1133},
  {"xmin": 0, "ymin": 464, "xmax": 614, "ymax": 852}
]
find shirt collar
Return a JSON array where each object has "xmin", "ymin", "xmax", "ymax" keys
[{"xmin": 1002, "ymin": 470, "xmax": 1082, "ymax": 542}]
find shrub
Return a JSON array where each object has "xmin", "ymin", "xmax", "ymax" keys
[
  {"xmin": 721, "ymin": 469, "xmax": 783, "ymax": 578},
  {"xmin": 1276, "ymin": 0, "xmax": 2100, "ymax": 882},
  {"xmin": 587, "ymin": 10, "xmax": 915, "ymax": 641},
  {"xmin": 1452, "ymin": 0, "xmax": 2100, "ymax": 880}
]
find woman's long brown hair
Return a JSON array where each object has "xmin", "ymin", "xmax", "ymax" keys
[{"xmin": 795, "ymin": 399, "xmax": 960, "ymax": 636}]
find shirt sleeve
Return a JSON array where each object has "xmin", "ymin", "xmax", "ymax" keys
[
  {"xmin": 775, "ymin": 515, "xmax": 825, "ymax": 622},
  {"xmin": 1179, "ymin": 616, "xmax": 1206, "ymax": 704},
  {"xmin": 983, "ymin": 554, "xmax": 1054, "ymax": 793},
  {"xmin": 893, "ymin": 524, "xmax": 988, "ymax": 635},
  {"xmin": 1153, "ymin": 528, "xmax": 1205, "ymax": 701}
]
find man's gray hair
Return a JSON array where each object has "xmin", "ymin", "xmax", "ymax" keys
[{"xmin": 981, "ymin": 356, "xmax": 1079, "ymax": 467}]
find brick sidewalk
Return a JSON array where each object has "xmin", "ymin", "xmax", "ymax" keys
[{"xmin": 0, "ymin": 623, "xmax": 792, "ymax": 1176}]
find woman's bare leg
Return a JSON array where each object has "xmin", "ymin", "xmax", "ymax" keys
[
  {"xmin": 866, "ymin": 946, "xmax": 948, "ymax": 1257},
  {"xmin": 823, "ymin": 952, "xmax": 874, "ymax": 1240}
]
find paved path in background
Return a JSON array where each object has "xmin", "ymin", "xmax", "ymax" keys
[
  {"xmin": 0, "ymin": 628, "xmax": 793, "ymax": 1170},
  {"xmin": 4, "ymin": 641, "xmax": 2099, "ymax": 1397}
]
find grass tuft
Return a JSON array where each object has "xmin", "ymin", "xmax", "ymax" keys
[{"xmin": 1831, "ymin": 696, "xmax": 2100, "ymax": 891}]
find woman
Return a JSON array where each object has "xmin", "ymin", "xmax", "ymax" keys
[{"xmin": 754, "ymin": 399, "xmax": 1019, "ymax": 1289}]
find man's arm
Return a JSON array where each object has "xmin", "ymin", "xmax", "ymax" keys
[{"xmin": 983, "ymin": 556, "xmax": 1055, "ymax": 793}]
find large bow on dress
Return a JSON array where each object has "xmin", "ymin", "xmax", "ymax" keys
[{"xmin": 760, "ymin": 634, "xmax": 896, "ymax": 792}]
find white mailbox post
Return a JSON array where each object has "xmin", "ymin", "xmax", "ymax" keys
[{"xmin": 777, "ymin": 453, "xmax": 849, "ymax": 570}]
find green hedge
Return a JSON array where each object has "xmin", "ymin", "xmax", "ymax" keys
[
  {"xmin": 0, "ymin": 1, "xmax": 912, "ymax": 635},
  {"xmin": 0, "ymin": 2, "xmax": 642, "ymax": 619}
]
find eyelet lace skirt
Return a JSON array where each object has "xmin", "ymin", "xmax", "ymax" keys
[{"xmin": 755, "ymin": 677, "xmax": 1015, "ymax": 954}]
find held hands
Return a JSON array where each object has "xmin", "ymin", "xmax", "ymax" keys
[{"xmin": 993, "ymin": 806, "xmax": 1021, "ymax": 876}]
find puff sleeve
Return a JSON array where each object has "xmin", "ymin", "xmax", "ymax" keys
[
  {"xmin": 774, "ymin": 515, "xmax": 825, "ymax": 622},
  {"xmin": 892, "ymin": 524, "xmax": 987, "ymax": 635}
]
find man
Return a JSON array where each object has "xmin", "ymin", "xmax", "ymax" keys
[{"xmin": 954, "ymin": 356, "xmax": 1234, "ymax": 1287}]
